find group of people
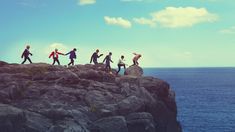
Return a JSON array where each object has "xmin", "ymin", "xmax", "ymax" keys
[{"xmin": 21, "ymin": 45, "xmax": 142, "ymax": 75}]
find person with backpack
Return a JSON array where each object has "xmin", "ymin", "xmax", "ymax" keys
[
  {"xmin": 49, "ymin": 48, "xmax": 65, "ymax": 65},
  {"xmin": 116, "ymin": 55, "xmax": 127, "ymax": 75},
  {"xmin": 103, "ymin": 52, "xmax": 113, "ymax": 72},
  {"xmin": 21, "ymin": 45, "xmax": 33, "ymax": 64},
  {"xmin": 90, "ymin": 49, "xmax": 103, "ymax": 64},
  {"xmin": 66, "ymin": 48, "xmax": 77, "ymax": 66}
]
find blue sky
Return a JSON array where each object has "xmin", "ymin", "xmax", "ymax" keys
[{"xmin": 0, "ymin": 0, "xmax": 235, "ymax": 67}]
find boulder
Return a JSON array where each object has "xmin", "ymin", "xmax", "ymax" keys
[{"xmin": 125, "ymin": 65, "xmax": 143, "ymax": 77}]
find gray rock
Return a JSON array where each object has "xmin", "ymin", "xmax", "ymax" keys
[
  {"xmin": 90, "ymin": 116, "xmax": 128, "ymax": 132},
  {"xmin": 125, "ymin": 65, "xmax": 143, "ymax": 77}
]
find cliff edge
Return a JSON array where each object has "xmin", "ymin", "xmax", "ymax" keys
[{"xmin": 0, "ymin": 61, "xmax": 181, "ymax": 132}]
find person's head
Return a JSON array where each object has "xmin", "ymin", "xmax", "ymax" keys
[
  {"xmin": 139, "ymin": 54, "xmax": 142, "ymax": 58},
  {"xmin": 55, "ymin": 48, "xmax": 58, "ymax": 52},
  {"xmin": 121, "ymin": 55, "xmax": 124, "ymax": 59},
  {"xmin": 96, "ymin": 49, "xmax": 99, "ymax": 53},
  {"xmin": 26, "ymin": 45, "xmax": 30, "ymax": 49},
  {"xmin": 109, "ymin": 52, "xmax": 112, "ymax": 56},
  {"xmin": 73, "ymin": 48, "xmax": 77, "ymax": 51}
]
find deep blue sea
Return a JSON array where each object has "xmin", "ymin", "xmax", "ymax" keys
[{"xmin": 144, "ymin": 68, "xmax": 235, "ymax": 132}]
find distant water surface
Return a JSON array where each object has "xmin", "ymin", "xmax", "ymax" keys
[{"xmin": 144, "ymin": 68, "xmax": 235, "ymax": 132}]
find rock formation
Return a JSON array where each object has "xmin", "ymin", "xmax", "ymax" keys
[{"xmin": 0, "ymin": 62, "xmax": 181, "ymax": 132}]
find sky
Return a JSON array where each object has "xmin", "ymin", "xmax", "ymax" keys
[{"xmin": 0, "ymin": 0, "xmax": 235, "ymax": 67}]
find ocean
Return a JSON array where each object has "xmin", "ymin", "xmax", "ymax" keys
[{"xmin": 144, "ymin": 68, "xmax": 235, "ymax": 132}]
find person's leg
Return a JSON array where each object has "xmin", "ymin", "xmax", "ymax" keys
[
  {"xmin": 117, "ymin": 65, "xmax": 121, "ymax": 74},
  {"xmin": 68, "ymin": 59, "xmax": 72, "ymax": 66},
  {"xmin": 21, "ymin": 57, "xmax": 27, "ymax": 64},
  {"xmin": 71, "ymin": 59, "xmax": 74, "ymax": 65},
  {"xmin": 27, "ymin": 57, "xmax": 32, "ymax": 64},
  {"xmin": 52, "ymin": 58, "xmax": 56, "ymax": 65},
  {"xmin": 133, "ymin": 60, "xmax": 136, "ymax": 65},
  {"xmin": 57, "ymin": 59, "xmax": 60, "ymax": 65},
  {"xmin": 136, "ymin": 61, "xmax": 139, "ymax": 65}
]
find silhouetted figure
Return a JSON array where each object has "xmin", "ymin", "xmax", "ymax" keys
[
  {"xmin": 49, "ymin": 49, "xmax": 64, "ymax": 65},
  {"xmin": 132, "ymin": 53, "xmax": 142, "ymax": 66},
  {"xmin": 103, "ymin": 52, "xmax": 113, "ymax": 72},
  {"xmin": 21, "ymin": 45, "xmax": 33, "ymax": 64},
  {"xmin": 90, "ymin": 49, "xmax": 103, "ymax": 64},
  {"xmin": 66, "ymin": 48, "xmax": 77, "ymax": 66},
  {"xmin": 116, "ymin": 55, "xmax": 127, "ymax": 75}
]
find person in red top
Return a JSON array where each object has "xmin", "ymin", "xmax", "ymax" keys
[{"xmin": 49, "ymin": 48, "xmax": 65, "ymax": 65}]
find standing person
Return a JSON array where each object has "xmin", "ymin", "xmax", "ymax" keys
[
  {"xmin": 103, "ymin": 52, "xmax": 113, "ymax": 72},
  {"xmin": 116, "ymin": 55, "xmax": 127, "ymax": 75},
  {"xmin": 90, "ymin": 49, "xmax": 103, "ymax": 64},
  {"xmin": 21, "ymin": 45, "xmax": 33, "ymax": 64},
  {"xmin": 49, "ymin": 49, "xmax": 65, "ymax": 65},
  {"xmin": 66, "ymin": 48, "xmax": 77, "ymax": 66},
  {"xmin": 132, "ymin": 53, "xmax": 142, "ymax": 66}
]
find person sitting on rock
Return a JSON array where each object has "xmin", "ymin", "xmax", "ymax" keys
[
  {"xmin": 66, "ymin": 48, "xmax": 77, "ymax": 66},
  {"xmin": 103, "ymin": 52, "xmax": 113, "ymax": 73},
  {"xmin": 116, "ymin": 55, "xmax": 127, "ymax": 75},
  {"xmin": 132, "ymin": 53, "xmax": 142, "ymax": 66},
  {"xmin": 49, "ymin": 48, "xmax": 65, "ymax": 65},
  {"xmin": 21, "ymin": 45, "xmax": 33, "ymax": 64},
  {"xmin": 90, "ymin": 49, "xmax": 103, "ymax": 64}
]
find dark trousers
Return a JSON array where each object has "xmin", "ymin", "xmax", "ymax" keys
[
  {"xmin": 52, "ymin": 58, "xmax": 60, "ymax": 65},
  {"xmin": 105, "ymin": 64, "xmax": 111, "ymax": 72},
  {"xmin": 133, "ymin": 60, "xmax": 139, "ymax": 65},
  {"xmin": 117, "ymin": 64, "xmax": 126, "ymax": 74},
  {"xmin": 22, "ymin": 57, "xmax": 32, "ymax": 64},
  {"xmin": 68, "ymin": 59, "xmax": 74, "ymax": 66}
]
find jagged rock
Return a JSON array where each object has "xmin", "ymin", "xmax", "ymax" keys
[
  {"xmin": 90, "ymin": 116, "xmax": 128, "ymax": 132},
  {"xmin": 0, "ymin": 61, "xmax": 181, "ymax": 132},
  {"xmin": 126, "ymin": 112, "xmax": 155, "ymax": 132},
  {"xmin": 125, "ymin": 65, "xmax": 143, "ymax": 77}
]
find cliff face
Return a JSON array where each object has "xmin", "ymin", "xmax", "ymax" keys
[{"xmin": 0, "ymin": 61, "xmax": 181, "ymax": 132}]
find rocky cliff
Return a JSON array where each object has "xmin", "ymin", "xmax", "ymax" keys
[{"xmin": 0, "ymin": 61, "xmax": 181, "ymax": 132}]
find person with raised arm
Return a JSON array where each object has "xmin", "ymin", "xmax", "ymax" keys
[
  {"xmin": 49, "ymin": 48, "xmax": 65, "ymax": 65},
  {"xmin": 90, "ymin": 49, "xmax": 103, "ymax": 64},
  {"xmin": 132, "ymin": 53, "xmax": 142, "ymax": 66},
  {"xmin": 103, "ymin": 52, "xmax": 113, "ymax": 73},
  {"xmin": 66, "ymin": 48, "xmax": 77, "ymax": 66}
]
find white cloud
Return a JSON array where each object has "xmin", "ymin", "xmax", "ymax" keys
[
  {"xmin": 134, "ymin": 7, "xmax": 218, "ymax": 28},
  {"xmin": 133, "ymin": 17, "xmax": 156, "ymax": 27},
  {"xmin": 220, "ymin": 26, "xmax": 235, "ymax": 34},
  {"xmin": 104, "ymin": 16, "xmax": 132, "ymax": 28},
  {"xmin": 47, "ymin": 43, "xmax": 68, "ymax": 54},
  {"xmin": 78, "ymin": 0, "xmax": 96, "ymax": 5}
]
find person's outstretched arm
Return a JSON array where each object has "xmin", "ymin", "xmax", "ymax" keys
[
  {"xmin": 57, "ymin": 52, "xmax": 65, "ymax": 55},
  {"xmin": 65, "ymin": 51, "xmax": 70, "ymax": 56},
  {"xmin": 99, "ymin": 54, "xmax": 103, "ymax": 58},
  {"xmin": 90, "ymin": 54, "xmax": 94, "ymax": 63}
]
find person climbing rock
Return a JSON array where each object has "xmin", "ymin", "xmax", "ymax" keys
[
  {"xmin": 90, "ymin": 49, "xmax": 103, "ymax": 64},
  {"xmin": 49, "ymin": 48, "xmax": 65, "ymax": 65},
  {"xmin": 66, "ymin": 48, "xmax": 77, "ymax": 66},
  {"xmin": 116, "ymin": 55, "xmax": 127, "ymax": 75},
  {"xmin": 21, "ymin": 45, "xmax": 33, "ymax": 64},
  {"xmin": 103, "ymin": 52, "xmax": 113, "ymax": 73},
  {"xmin": 132, "ymin": 53, "xmax": 142, "ymax": 66}
]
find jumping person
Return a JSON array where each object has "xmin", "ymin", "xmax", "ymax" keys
[
  {"xmin": 49, "ymin": 49, "xmax": 65, "ymax": 65},
  {"xmin": 21, "ymin": 45, "xmax": 33, "ymax": 64},
  {"xmin": 116, "ymin": 55, "xmax": 127, "ymax": 75},
  {"xmin": 66, "ymin": 48, "xmax": 77, "ymax": 66},
  {"xmin": 132, "ymin": 53, "xmax": 142, "ymax": 66},
  {"xmin": 90, "ymin": 49, "xmax": 103, "ymax": 64},
  {"xmin": 103, "ymin": 52, "xmax": 113, "ymax": 72}
]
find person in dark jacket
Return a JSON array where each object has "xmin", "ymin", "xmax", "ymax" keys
[
  {"xmin": 103, "ymin": 52, "xmax": 113, "ymax": 72},
  {"xmin": 21, "ymin": 45, "xmax": 33, "ymax": 64},
  {"xmin": 66, "ymin": 48, "xmax": 77, "ymax": 66},
  {"xmin": 49, "ymin": 48, "xmax": 65, "ymax": 65},
  {"xmin": 90, "ymin": 49, "xmax": 103, "ymax": 64}
]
